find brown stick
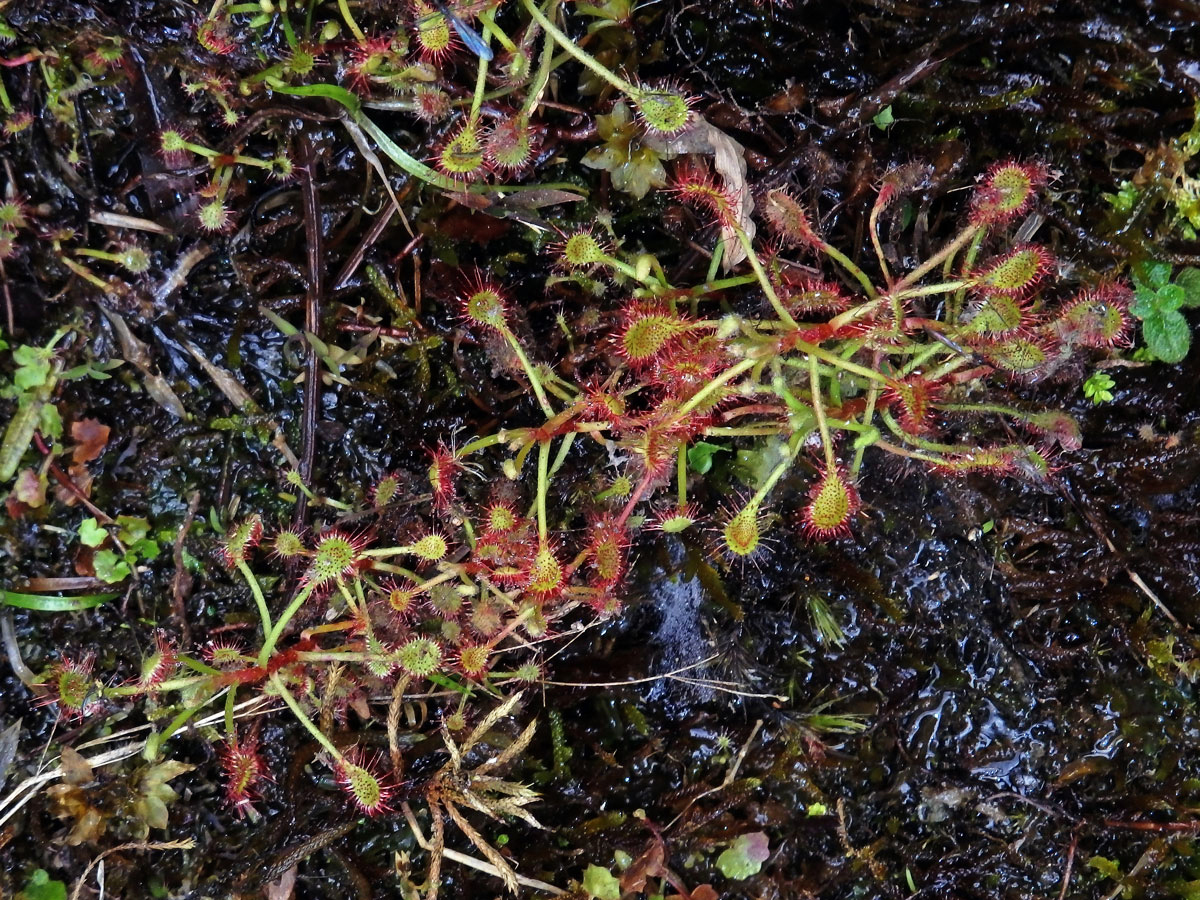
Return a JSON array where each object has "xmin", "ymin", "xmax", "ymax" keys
[
  {"xmin": 1102, "ymin": 819, "xmax": 1200, "ymax": 832},
  {"xmin": 331, "ymin": 202, "xmax": 395, "ymax": 290},
  {"xmin": 32, "ymin": 432, "xmax": 115, "ymax": 526},
  {"xmin": 1056, "ymin": 832, "xmax": 1078, "ymax": 900},
  {"xmin": 170, "ymin": 491, "xmax": 201, "ymax": 645}
]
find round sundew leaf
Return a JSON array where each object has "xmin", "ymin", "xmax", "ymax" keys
[
  {"xmin": 409, "ymin": 532, "xmax": 448, "ymax": 561},
  {"xmin": 975, "ymin": 246, "xmax": 1051, "ymax": 295},
  {"xmin": 723, "ymin": 506, "xmax": 761, "ymax": 558},
  {"xmin": 802, "ymin": 467, "xmax": 860, "ymax": 540},
  {"xmin": 307, "ymin": 533, "xmax": 360, "ymax": 586},
  {"xmin": 437, "ymin": 123, "xmax": 486, "ymax": 179},
  {"xmin": 633, "ymin": 88, "xmax": 694, "ymax": 136},
  {"xmin": 560, "ymin": 231, "xmax": 607, "ymax": 267},
  {"xmin": 527, "ymin": 544, "xmax": 564, "ymax": 596},
  {"xmin": 462, "ymin": 285, "xmax": 509, "ymax": 330},
  {"xmin": 396, "ymin": 637, "xmax": 443, "ymax": 677},
  {"xmin": 620, "ymin": 312, "xmax": 690, "ymax": 362}
]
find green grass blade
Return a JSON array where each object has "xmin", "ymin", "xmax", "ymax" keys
[{"xmin": 1, "ymin": 590, "xmax": 120, "ymax": 612}]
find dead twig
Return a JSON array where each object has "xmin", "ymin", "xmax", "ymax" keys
[
  {"xmin": 1051, "ymin": 480, "xmax": 1185, "ymax": 628},
  {"xmin": 1102, "ymin": 818, "xmax": 1200, "ymax": 832},
  {"xmin": 387, "ymin": 675, "xmax": 412, "ymax": 779},
  {"xmin": 401, "ymin": 801, "xmax": 564, "ymax": 897},
  {"xmin": 70, "ymin": 839, "xmax": 195, "ymax": 900},
  {"xmin": 32, "ymin": 432, "xmax": 116, "ymax": 527},
  {"xmin": 332, "ymin": 202, "xmax": 396, "ymax": 290},
  {"xmin": 665, "ymin": 719, "xmax": 762, "ymax": 832},
  {"xmin": 1056, "ymin": 832, "xmax": 1078, "ymax": 900},
  {"xmin": 170, "ymin": 490, "xmax": 201, "ymax": 645}
]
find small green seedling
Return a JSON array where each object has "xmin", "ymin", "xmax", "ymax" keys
[
  {"xmin": 1130, "ymin": 260, "xmax": 1200, "ymax": 363},
  {"xmin": 1083, "ymin": 371, "xmax": 1115, "ymax": 404}
]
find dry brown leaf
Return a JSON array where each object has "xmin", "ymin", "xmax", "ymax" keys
[
  {"xmin": 265, "ymin": 864, "xmax": 297, "ymax": 900},
  {"xmin": 100, "ymin": 307, "xmax": 187, "ymax": 418},
  {"xmin": 70, "ymin": 419, "xmax": 111, "ymax": 465},
  {"xmin": 620, "ymin": 835, "xmax": 666, "ymax": 894},
  {"xmin": 60, "ymin": 746, "xmax": 95, "ymax": 786}
]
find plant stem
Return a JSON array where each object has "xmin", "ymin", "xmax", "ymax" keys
[
  {"xmin": 520, "ymin": 0, "xmax": 640, "ymax": 97},
  {"xmin": 733, "ymin": 226, "xmax": 797, "ymax": 329},
  {"xmin": 337, "ymin": 0, "xmax": 367, "ymax": 42},
  {"xmin": 58, "ymin": 255, "xmax": 110, "ymax": 291},
  {"xmin": 948, "ymin": 227, "xmax": 988, "ymax": 322},
  {"xmin": 145, "ymin": 692, "xmax": 224, "ymax": 760},
  {"xmin": 872, "ymin": 440, "xmax": 946, "ymax": 466},
  {"xmin": 869, "ymin": 197, "xmax": 892, "ymax": 288},
  {"xmin": 519, "ymin": 21, "xmax": 558, "ymax": 117},
  {"xmin": 258, "ymin": 582, "xmax": 317, "ymax": 665},
  {"xmin": 536, "ymin": 439, "xmax": 550, "ymax": 541},
  {"xmin": 107, "ymin": 674, "xmax": 212, "ymax": 697},
  {"xmin": 878, "ymin": 408, "xmax": 1017, "ymax": 457},
  {"xmin": 897, "ymin": 223, "xmax": 982, "ymax": 289},
  {"xmin": 685, "ymin": 273, "xmax": 758, "ymax": 298},
  {"xmin": 747, "ymin": 437, "xmax": 801, "ymax": 511},
  {"xmin": 936, "ymin": 401, "xmax": 1029, "ymax": 420},
  {"xmin": 677, "ymin": 357, "xmax": 757, "ymax": 417},
  {"xmin": 596, "ymin": 253, "xmax": 641, "ymax": 282},
  {"xmin": 501, "ymin": 328, "xmax": 555, "ymax": 417},
  {"xmin": 706, "ymin": 238, "xmax": 726, "ymax": 283},
  {"xmin": 178, "ymin": 655, "xmax": 221, "ymax": 677},
  {"xmin": 817, "ymin": 240, "xmax": 878, "ymax": 299},
  {"xmin": 279, "ymin": 3, "xmax": 299, "ymax": 50},
  {"xmin": 469, "ymin": 37, "xmax": 491, "ymax": 121},
  {"xmin": 458, "ymin": 431, "xmax": 512, "ymax": 457},
  {"xmin": 782, "ymin": 341, "xmax": 891, "ymax": 385},
  {"xmin": 237, "ymin": 560, "xmax": 273, "ymax": 634},
  {"xmin": 676, "ymin": 444, "xmax": 688, "ymax": 507},
  {"xmin": 898, "ymin": 340, "xmax": 951, "ymax": 377},
  {"xmin": 809, "ymin": 352, "xmax": 836, "ymax": 470},
  {"xmin": 851, "ymin": 352, "xmax": 883, "ymax": 478},
  {"xmin": 479, "ymin": 9, "xmax": 517, "ymax": 54},
  {"xmin": 549, "ymin": 431, "xmax": 576, "ymax": 476},
  {"xmin": 615, "ymin": 468, "xmax": 655, "ymax": 528},
  {"xmin": 272, "ymin": 674, "xmax": 345, "ymax": 762},
  {"xmin": 889, "ymin": 280, "xmax": 972, "ymax": 302}
]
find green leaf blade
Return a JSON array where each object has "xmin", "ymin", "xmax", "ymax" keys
[
  {"xmin": 1, "ymin": 590, "xmax": 119, "ymax": 612},
  {"xmin": 1133, "ymin": 259, "xmax": 1172, "ymax": 291},
  {"xmin": 1177, "ymin": 266, "xmax": 1200, "ymax": 307},
  {"xmin": 1142, "ymin": 309, "xmax": 1192, "ymax": 364}
]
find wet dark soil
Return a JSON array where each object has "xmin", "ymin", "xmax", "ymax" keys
[{"xmin": 2, "ymin": 1, "xmax": 1200, "ymax": 899}]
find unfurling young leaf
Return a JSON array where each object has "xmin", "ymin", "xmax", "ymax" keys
[
  {"xmin": 583, "ymin": 864, "xmax": 621, "ymax": 900},
  {"xmin": 716, "ymin": 831, "xmax": 770, "ymax": 880}
]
